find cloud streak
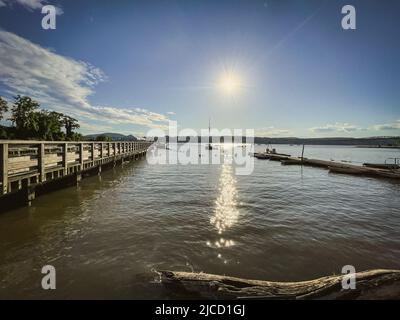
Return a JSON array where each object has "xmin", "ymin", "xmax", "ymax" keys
[
  {"xmin": 0, "ymin": 30, "xmax": 171, "ymax": 134},
  {"xmin": 255, "ymin": 126, "xmax": 291, "ymax": 137},
  {"xmin": 309, "ymin": 123, "xmax": 361, "ymax": 133},
  {"xmin": 310, "ymin": 121, "xmax": 400, "ymax": 135},
  {"xmin": 0, "ymin": 0, "xmax": 63, "ymax": 14},
  {"xmin": 371, "ymin": 120, "xmax": 400, "ymax": 131}
]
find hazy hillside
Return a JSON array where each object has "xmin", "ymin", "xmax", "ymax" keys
[
  {"xmin": 253, "ymin": 136, "xmax": 400, "ymax": 146},
  {"xmin": 167, "ymin": 135, "xmax": 400, "ymax": 147},
  {"xmin": 83, "ymin": 133, "xmax": 138, "ymax": 141}
]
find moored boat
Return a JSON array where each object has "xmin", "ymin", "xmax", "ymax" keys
[{"xmin": 254, "ymin": 153, "xmax": 269, "ymax": 159}]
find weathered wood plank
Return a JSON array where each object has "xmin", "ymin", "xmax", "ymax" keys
[
  {"xmin": 157, "ymin": 269, "xmax": 400, "ymax": 300},
  {"xmin": 39, "ymin": 143, "xmax": 45, "ymax": 182},
  {"xmin": 1, "ymin": 143, "xmax": 8, "ymax": 194}
]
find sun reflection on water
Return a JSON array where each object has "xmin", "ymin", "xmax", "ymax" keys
[{"xmin": 210, "ymin": 165, "xmax": 239, "ymax": 234}]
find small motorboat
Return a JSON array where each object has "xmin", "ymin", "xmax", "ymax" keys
[
  {"xmin": 255, "ymin": 154, "xmax": 269, "ymax": 160},
  {"xmin": 265, "ymin": 148, "xmax": 291, "ymax": 157}
]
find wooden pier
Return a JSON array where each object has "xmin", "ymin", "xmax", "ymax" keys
[
  {"xmin": 254, "ymin": 152, "xmax": 400, "ymax": 180},
  {"xmin": 0, "ymin": 140, "xmax": 152, "ymax": 212}
]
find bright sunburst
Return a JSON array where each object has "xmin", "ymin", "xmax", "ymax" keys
[{"xmin": 218, "ymin": 71, "xmax": 242, "ymax": 96}]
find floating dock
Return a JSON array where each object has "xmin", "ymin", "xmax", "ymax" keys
[{"xmin": 254, "ymin": 151, "xmax": 400, "ymax": 180}]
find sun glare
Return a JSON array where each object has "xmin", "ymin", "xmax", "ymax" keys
[{"xmin": 218, "ymin": 72, "xmax": 242, "ymax": 95}]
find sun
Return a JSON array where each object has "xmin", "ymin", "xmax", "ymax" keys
[{"xmin": 218, "ymin": 72, "xmax": 241, "ymax": 95}]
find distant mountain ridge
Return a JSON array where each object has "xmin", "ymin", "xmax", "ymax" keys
[
  {"xmin": 83, "ymin": 132, "xmax": 138, "ymax": 141},
  {"xmin": 164, "ymin": 135, "xmax": 400, "ymax": 147},
  {"xmin": 84, "ymin": 133, "xmax": 400, "ymax": 146},
  {"xmin": 253, "ymin": 136, "xmax": 400, "ymax": 146}
]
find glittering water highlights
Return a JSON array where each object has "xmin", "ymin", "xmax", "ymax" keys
[
  {"xmin": 211, "ymin": 165, "xmax": 239, "ymax": 234},
  {"xmin": 0, "ymin": 145, "xmax": 399, "ymax": 299}
]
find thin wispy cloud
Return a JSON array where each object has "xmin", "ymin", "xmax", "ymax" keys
[
  {"xmin": 0, "ymin": 30, "xmax": 171, "ymax": 134},
  {"xmin": 310, "ymin": 121, "xmax": 400, "ymax": 135},
  {"xmin": 0, "ymin": 0, "xmax": 63, "ymax": 14},
  {"xmin": 310, "ymin": 123, "xmax": 361, "ymax": 133},
  {"xmin": 371, "ymin": 120, "xmax": 400, "ymax": 131},
  {"xmin": 255, "ymin": 126, "xmax": 291, "ymax": 137}
]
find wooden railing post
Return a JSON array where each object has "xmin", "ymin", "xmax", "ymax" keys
[
  {"xmin": 1, "ymin": 143, "xmax": 8, "ymax": 195},
  {"xmin": 91, "ymin": 142, "xmax": 95, "ymax": 163},
  {"xmin": 79, "ymin": 143, "xmax": 84, "ymax": 170},
  {"xmin": 63, "ymin": 143, "xmax": 68, "ymax": 176},
  {"xmin": 39, "ymin": 143, "xmax": 45, "ymax": 182}
]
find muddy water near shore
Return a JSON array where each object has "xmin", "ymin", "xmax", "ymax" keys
[{"xmin": 0, "ymin": 145, "xmax": 399, "ymax": 299}]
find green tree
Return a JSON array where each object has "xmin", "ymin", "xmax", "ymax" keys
[
  {"xmin": 71, "ymin": 132, "xmax": 83, "ymax": 141},
  {"xmin": 37, "ymin": 110, "xmax": 64, "ymax": 140},
  {"xmin": 9, "ymin": 95, "xmax": 40, "ymax": 138},
  {"xmin": 62, "ymin": 115, "xmax": 80, "ymax": 139},
  {"xmin": 0, "ymin": 96, "xmax": 9, "ymax": 121}
]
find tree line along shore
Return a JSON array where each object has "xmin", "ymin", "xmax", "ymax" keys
[
  {"xmin": 0, "ymin": 95, "xmax": 82, "ymax": 141},
  {"xmin": 0, "ymin": 95, "xmax": 114, "ymax": 142}
]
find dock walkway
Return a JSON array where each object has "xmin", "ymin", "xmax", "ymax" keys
[
  {"xmin": 0, "ymin": 140, "xmax": 152, "ymax": 212},
  {"xmin": 254, "ymin": 152, "xmax": 400, "ymax": 180}
]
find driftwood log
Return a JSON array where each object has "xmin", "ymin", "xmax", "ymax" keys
[{"xmin": 157, "ymin": 269, "xmax": 400, "ymax": 299}]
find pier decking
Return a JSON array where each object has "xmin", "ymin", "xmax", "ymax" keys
[
  {"xmin": 0, "ymin": 140, "xmax": 152, "ymax": 212},
  {"xmin": 254, "ymin": 152, "xmax": 400, "ymax": 180}
]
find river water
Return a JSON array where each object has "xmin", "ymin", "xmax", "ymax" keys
[{"xmin": 0, "ymin": 144, "xmax": 399, "ymax": 299}]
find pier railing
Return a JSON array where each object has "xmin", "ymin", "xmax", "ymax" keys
[{"xmin": 0, "ymin": 140, "xmax": 152, "ymax": 195}]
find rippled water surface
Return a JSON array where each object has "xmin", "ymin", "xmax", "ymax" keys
[{"xmin": 0, "ymin": 145, "xmax": 400, "ymax": 299}]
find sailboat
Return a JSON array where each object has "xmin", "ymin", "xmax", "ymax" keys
[{"xmin": 205, "ymin": 118, "xmax": 213, "ymax": 150}]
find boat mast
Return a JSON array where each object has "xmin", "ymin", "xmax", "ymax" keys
[
  {"xmin": 205, "ymin": 117, "xmax": 213, "ymax": 150},
  {"xmin": 208, "ymin": 117, "xmax": 211, "ymax": 147}
]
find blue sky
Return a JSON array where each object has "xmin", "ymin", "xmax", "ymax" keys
[{"xmin": 0, "ymin": 0, "xmax": 399, "ymax": 137}]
